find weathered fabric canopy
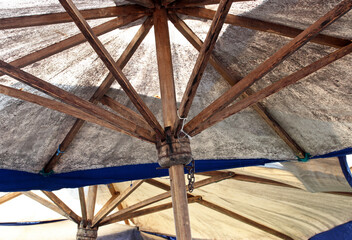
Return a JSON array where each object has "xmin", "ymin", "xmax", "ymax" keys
[
  {"xmin": 0, "ymin": 0, "xmax": 351, "ymax": 189},
  {"xmin": 0, "ymin": 0, "xmax": 351, "ymax": 239}
]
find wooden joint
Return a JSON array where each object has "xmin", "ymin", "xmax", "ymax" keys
[{"xmin": 156, "ymin": 136, "xmax": 192, "ymax": 168}]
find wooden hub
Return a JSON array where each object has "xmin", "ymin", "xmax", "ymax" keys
[
  {"xmin": 76, "ymin": 225, "xmax": 98, "ymax": 240},
  {"xmin": 156, "ymin": 136, "xmax": 192, "ymax": 168}
]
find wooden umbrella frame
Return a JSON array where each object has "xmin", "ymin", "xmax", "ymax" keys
[{"xmin": 0, "ymin": 0, "xmax": 352, "ymax": 239}]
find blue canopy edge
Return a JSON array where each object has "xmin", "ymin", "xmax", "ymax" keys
[
  {"xmin": 0, "ymin": 158, "xmax": 278, "ymax": 192},
  {"xmin": 0, "ymin": 219, "xmax": 67, "ymax": 227},
  {"xmin": 339, "ymin": 155, "xmax": 352, "ymax": 188},
  {"xmin": 310, "ymin": 221, "xmax": 352, "ymax": 240},
  {"xmin": 0, "ymin": 147, "xmax": 351, "ymax": 192}
]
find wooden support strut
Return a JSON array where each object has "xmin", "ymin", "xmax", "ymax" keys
[
  {"xmin": 92, "ymin": 180, "xmax": 144, "ymax": 227},
  {"xmin": 23, "ymin": 191, "xmax": 67, "ymax": 217},
  {"xmin": 0, "ymin": 192, "xmax": 22, "ymax": 205},
  {"xmin": 184, "ymin": 0, "xmax": 352, "ymax": 135},
  {"xmin": 148, "ymin": 176, "xmax": 293, "ymax": 240},
  {"xmin": 175, "ymin": 7, "xmax": 352, "ymax": 49},
  {"xmin": 0, "ymin": 5, "xmax": 149, "ymax": 30},
  {"xmin": 174, "ymin": 0, "xmax": 233, "ymax": 135},
  {"xmin": 0, "ymin": 62, "xmax": 155, "ymax": 143},
  {"xmin": 0, "ymin": 84, "xmax": 154, "ymax": 142},
  {"xmin": 189, "ymin": 43, "xmax": 352, "ymax": 136},
  {"xmin": 42, "ymin": 191, "xmax": 81, "ymax": 224},
  {"xmin": 168, "ymin": 12, "xmax": 306, "ymax": 158},
  {"xmin": 101, "ymin": 196, "xmax": 202, "ymax": 226},
  {"xmin": 43, "ymin": 17, "xmax": 154, "ymax": 173},
  {"xmin": 78, "ymin": 188, "xmax": 88, "ymax": 226},
  {"xmin": 100, "ymin": 173, "xmax": 234, "ymax": 226},
  {"xmin": 60, "ymin": 0, "xmax": 164, "ymax": 139},
  {"xmin": 0, "ymin": 14, "xmax": 145, "ymax": 78}
]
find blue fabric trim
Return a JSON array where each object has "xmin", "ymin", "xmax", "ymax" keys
[
  {"xmin": 0, "ymin": 147, "xmax": 350, "ymax": 192},
  {"xmin": 339, "ymin": 156, "xmax": 352, "ymax": 188},
  {"xmin": 0, "ymin": 158, "xmax": 278, "ymax": 192},
  {"xmin": 0, "ymin": 219, "xmax": 67, "ymax": 226},
  {"xmin": 312, "ymin": 148, "xmax": 352, "ymax": 159},
  {"xmin": 310, "ymin": 221, "xmax": 352, "ymax": 240}
]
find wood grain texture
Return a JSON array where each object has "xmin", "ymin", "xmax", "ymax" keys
[
  {"xmin": 169, "ymin": 165, "xmax": 192, "ymax": 240},
  {"xmin": 0, "ymin": 5, "xmax": 148, "ymax": 30},
  {"xmin": 78, "ymin": 188, "xmax": 88, "ymax": 226},
  {"xmin": 42, "ymin": 191, "xmax": 81, "ymax": 223},
  {"xmin": 43, "ymin": 17, "xmax": 154, "ymax": 172},
  {"xmin": 153, "ymin": 8, "xmax": 178, "ymax": 130},
  {"xmin": 87, "ymin": 186, "xmax": 98, "ymax": 223},
  {"xmin": 0, "ymin": 62, "xmax": 155, "ymax": 143},
  {"xmin": 185, "ymin": 0, "xmax": 352, "ymax": 135},
  {"xmin": 175, "ymin": 0, "xmax": 233, "ymax": 135},
  {"xmin": 60, "ymin": 0, "xmax": 164, "ymax": 138},
  {"xmin": 176, "ymin": 7, "xmax": 352, "ymax": 49},
  {"xmin": 0, "ymin": 192, "xmax": 22, "ymax": 205},
  {"xmin": 190, "ymin": 43, "xmax": 352, "ymax": 136},
  {"xmin": 100, "ymin": 172, "xmax": 235, "ymax": 226},
  {"xmin": 101, "ymin": 196, "xmax": 202, "ymax": 226},
  {"xmin": 92, "ymin": 180, "xmax": 144, "ymax": 227},
  {"xmin": 100, "ymin": 95, "xmax": 152, "ymax": 131},
  {"xmin": 199, "ymin": 199, "xmax": 294, "ymax": 240},
  {"xmin": 0, "ymin": 14, "xmax": 145, "ymax": 78},
  {"xmin": 0, "ymin": 84, "xmax": 154, "ymax": 142},
  {"xmin": 168, "ymin": 13, "xmax": 306, "ymax": 158},
  {"xmin": 23, "ymin": 191, "xmax": 66, "ymax": 216}
]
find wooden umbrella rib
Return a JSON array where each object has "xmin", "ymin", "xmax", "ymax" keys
[
  {"xmin": 23, "ymin": 191, "xmax": 66, "ymax": 217},
  {"xmin": 0, "ymin": 14, "xmax": 145, "ymax": 78},
  {"xmin": 78, "ymin": 188, "xmax": 88, "ymax": 226},
  {"xmin": 42, "ymin": 191, "xmax": 81, "ymax": 223},
  {"xmin": 0, "ymin": 84, "xmax": 154, "ymax": 142},
  {"xmin": 106, "ymin": 184, "xmax": 130, "ymax": 225},
  {"xmin": 153, "ymin": 7, "xmax": 178, "ymax": 131},
  {"xmin": 168, "ymin": 12, "xmax": 305, "ymax": 157},
  {"xmin": 189, "ymin": 43, "xmax": 352, "ymax": 136},
  {"xmin": 87, "ymin": 186, "xmax": 98, "ymax": 224},
  {"xmin": 174, "ymin": 0, "xmax": 233, "ymax": 135},
  {"xmin": 43, "ymin": 16, "xmax": 154, "ymax": 173},
  {"xmin": 0, "ymin": 192, "xmax": 22, "ymax": 205},
  {"xmin": 100, "ymin": 172, "xmax": 234, "ymax": 226},
  {"xmin": 100, "ymin": 196, "xmax": 202, "ymax": 226},
  {"xmin": 92, "ymin": 180, "xmax": 144, "ymax": 227},
  {"xmin": 184, "ymin": 0, "xmax": 352, "ymax": 135},
  {"xmin": 175, "ymin": 7, "xmax": 352, "ymax": 49},
  {"xmin": 0, "ymin": 5, "xmax": 149, "ymax": 30},
  {"xmin": 59, "ymin": 0, "xmax": 164, "ymax": 138},
  {"xmin": 100, "ymin": 95, "xmax": 152, "ymax": 131},
  {"xmin": 145, "ymin": 176, "xmax": 291, "ymax": 239},
  {"xmin": 199, "ymin": 199, "xmax": 294, "ymax": 240},
  {"xmin": 0, "ymin": 62, "xmax": 155, "ymax": 142}
]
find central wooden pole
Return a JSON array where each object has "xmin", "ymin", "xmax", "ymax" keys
[
  {"xmin": 169, "ymin": 165, "xmax": 192, "ymax": 240},
  {"xmin": 154, "ymin": 6, "xmax": 192, "ymax": 240}
]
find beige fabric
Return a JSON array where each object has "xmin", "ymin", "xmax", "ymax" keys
[{"xmin": 112, "ymin": 166, "xmax": 352, "ymax": 240}]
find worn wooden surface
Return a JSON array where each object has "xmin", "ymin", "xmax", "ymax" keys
[
  {"xmin": 0, "ymin": 5, "xmax": 148, "ymax": 30},
  {"xmin": 176, "ymin": 7, "xmax": 352, "ymax": 49},
  {"xmin": 60, "ymin": 0, "xmax": 164, "ymax": 138},
  {"xmin": 185, "ymin": 0, "xmax": 352, "ymax": 135},
  {"xmin": 190, "ymin": 43, "xmax": 352, "ymax": 136}
]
